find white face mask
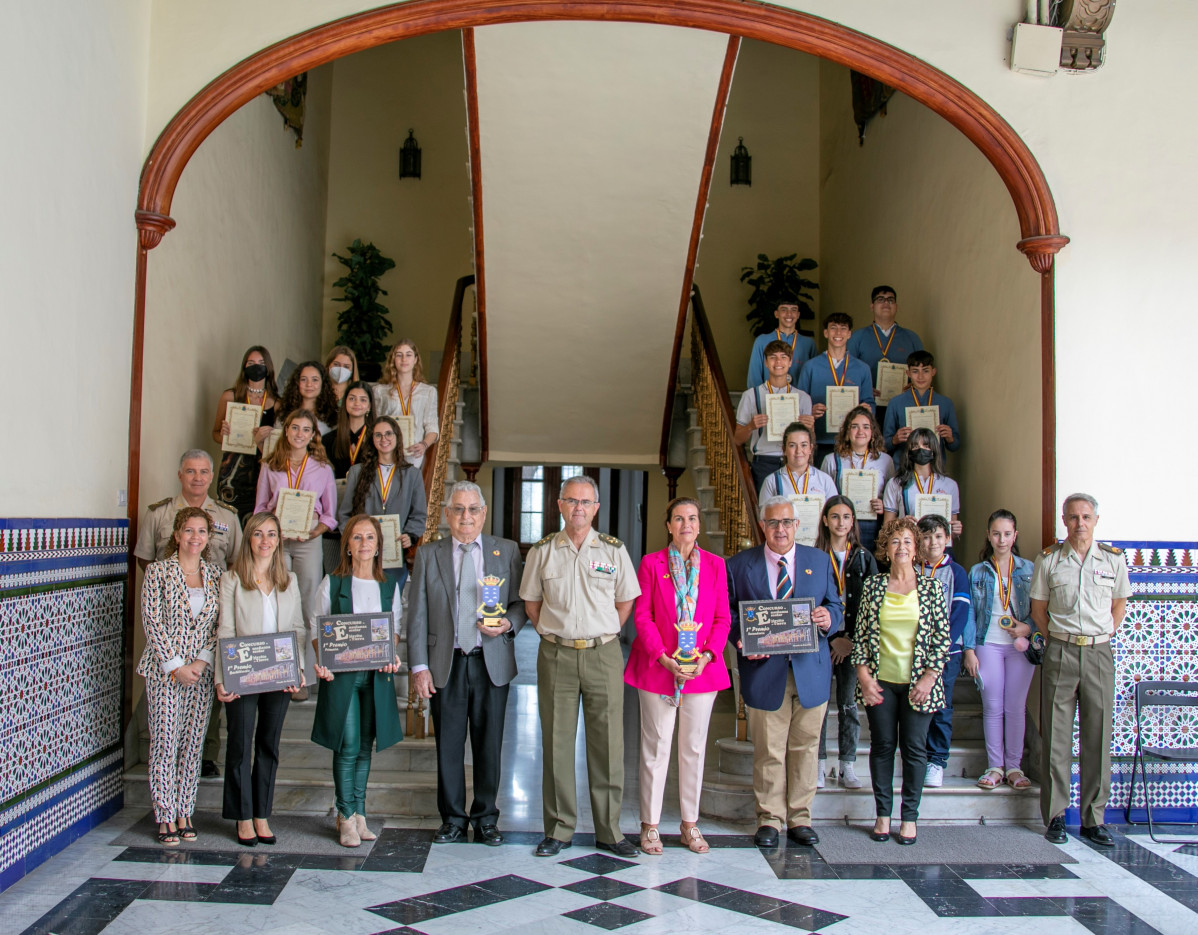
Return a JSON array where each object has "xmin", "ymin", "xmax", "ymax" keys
[{"xmin": 329, "ymin": 365, "xmax": 352, "ymax": 384}]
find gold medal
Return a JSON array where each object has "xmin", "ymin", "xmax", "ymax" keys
[{"xmin": 999, "ymin": 615, "xmax": 1015, "ymax": 629}]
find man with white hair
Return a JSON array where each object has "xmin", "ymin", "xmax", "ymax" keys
[
  {"xmin": 408, "ymin": 481, "xmax": 525, "ymax": 846},
  {"xmin": 1031, "ymin": 493, "xmax": 1130, "ymax": 847}
]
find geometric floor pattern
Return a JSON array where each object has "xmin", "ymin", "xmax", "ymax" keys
[{"xmin": 8, "ymin": 810, "xmax": 1198, "ymax": 934}]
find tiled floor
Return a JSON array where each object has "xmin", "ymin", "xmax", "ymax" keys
[{"xmin": 5, "ymin": 807, "xmax": 1198, "ymax": 935}]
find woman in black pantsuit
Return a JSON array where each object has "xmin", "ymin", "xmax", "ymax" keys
[{"xmin": 215, "ymin": 512, "xmax": 306, "ymax": 846}]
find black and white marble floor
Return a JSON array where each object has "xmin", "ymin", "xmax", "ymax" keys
[{"xmin": 5, "ymin": 807, "xmax": 1198, "ymax": 935}]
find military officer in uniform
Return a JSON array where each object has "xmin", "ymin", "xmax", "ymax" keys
[
  {"xmin": 1031, "ymin": 493, "xmax": 1131, "ymax": 847},
  {"xmin": 134, "ymin": 448, "xmax": 242, "ymax": 777},
  {"xmin": 520, "ymin": 475, "xmax": 641, "ymax": 858}
]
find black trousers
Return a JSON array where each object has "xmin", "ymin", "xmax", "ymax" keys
[
  {"xmin": 750, "ymin": 455, "xmax": 785, "ymax": 495},
  {"xmin": 430, "ymin": 650, "xmax": 510, "ymax": 829},
  {"xmin": 865, "ymin": 680, "xmax": 933, "ymax": 822},
  {"xmin": 222, "ymin": 690, "xmax": 291, "ymax": 821}
]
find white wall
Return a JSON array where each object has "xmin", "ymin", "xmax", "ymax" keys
[
  {"xmin": 140, "ymin": 69, "xmax": 333, "ymax": 506},
  {"xmin": 0, "ymin": 0, "xmax": 149, "ymax": 516}
]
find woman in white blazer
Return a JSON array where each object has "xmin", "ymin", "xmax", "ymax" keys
[{"xmin": 215, "ymin": 512, "xmax": 306, "ymax": 846}]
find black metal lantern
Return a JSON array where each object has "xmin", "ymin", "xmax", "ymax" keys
[
  {"xmin": 730, "ymin": 137, "xmax": 751, "ymax": 187},
  {"xmin": 399, "ymin": 129, "xmax": 422, "ymax": 180}
]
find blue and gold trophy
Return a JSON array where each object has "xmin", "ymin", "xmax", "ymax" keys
[
  {"xmin": 673, "ymin": 619, "xmax": 702, "ymax": 675},
  {"xmin": 476, "ymin": 574, "xmax": 507, "ymax": 627}
]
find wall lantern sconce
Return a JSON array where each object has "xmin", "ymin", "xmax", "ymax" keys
[
  {"xmin": 730, "ymin": 137, "xmax": 751, "ymax": 186},
  {"xmin": 399, "ymin": 129, "xmax": 422, "ymax": 180}
]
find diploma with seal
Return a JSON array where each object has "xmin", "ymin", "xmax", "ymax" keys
[
  {"xmin": 914, "ymin": 493, "xmax": 952, "ymax": 522},
  {"xmin": 316, "ymin": 613, "xmax": 396, "ymax": 672},
  {"xmin": 219, "ymin": 632, "xmax": 301, "ymax": 695},
  {"xmin": 842, "ymin": 469, "xmax": 880, "ymax": 520},
  {"xmin": 393, "ymin": 414, "xmax": 417, "ymax": 453},
  {"xmin": 875, "ymin": 361, "xmax": 907, "ymax": 406},
  {"xmin": 904, "ymin": 404, "xmax": 940, "ymax": 433},
  {"xmin": 373, "ymin": 514, "xmax": 404, "ymax": 569},
  {"xmin": 276, "ymin": 488, "xmax": 316, "ymax": 539},
  {"xmin": 739, "ymin": 598, "xmax": 818, "ymax": 655},
  {"xmin": 222, "ymin": 402, "xmax": 262, "ymax": 455},
  {"xmin": 765, "ymin": 393, "xmax": 803, "ymax": 442},
  {"xmin": 789, "ymin": 494, "xmax": 824, "ymax": 547},
  {"xmin": 825, "ymin": 386, "xmax": 859, "ymax": 435},
  {"xmin": 261, "ymin": 427, "xmax": 284, "ymax": 459},
  {"xmin": 477, "ymin": 574, "xmax": 508, "ymax": 627}
]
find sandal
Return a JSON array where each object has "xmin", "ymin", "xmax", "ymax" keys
[
  {"xmin": 157, "ymin": 823, "xmax": 180, "ymax": 847},
  {"xmin": 680, "ymin": 823, "xmax": 710, "ymax": 854},
  {"xmin": 1005, "ymin": 768, "xmax": 1032, "ymax": 790},
  {"xmin": 640, "ymin": 824, "xmax": 663, "ymax": 856},
  {"xmin": 976, "ymin": 768, "xmax": 1004, "ymax": 789},
  {"xmin": 177, "ymin": 818, "xmax": 197, "ymax": 841}
]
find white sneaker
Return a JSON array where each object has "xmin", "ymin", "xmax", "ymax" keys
[
  {"xmin": 925, "ymin": 763, "xmax": 944, "ymax": 788},
  {"xmin": 816, "ymin": 761, "xmax": 826, "ymax": 789},
  {"xmin": 839, "ymin": 762, "xmax": 862, "ymax": 789}
]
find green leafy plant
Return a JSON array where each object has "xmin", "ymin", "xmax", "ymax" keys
[
  {"xmin": 739, "ymin": 253, "xmax": 819, "ymax": 337},
  {"xmin": 332, "ymin": 239, "xmax": 396, "ymax": 373}
]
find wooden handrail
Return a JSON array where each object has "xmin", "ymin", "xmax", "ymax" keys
[{"xmin": 421, "ymin": 274, "xmax": 474, "ymax": 494}]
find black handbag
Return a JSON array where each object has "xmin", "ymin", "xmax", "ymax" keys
[{"xmin": 1023, "ymin": 631, "xmax": 1045, "ymax": 666}]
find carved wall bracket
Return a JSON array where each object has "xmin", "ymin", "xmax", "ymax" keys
[
  {"xmin": 1057, "ymin": 0, "xmax": 1117, "ymax": 70},
  {"xmin": 135, "ymin": 210, "xmax": 176, "ymax": 250},
  {"xmin": 1018, "ymin": 234, "xmax": 1071, "ymax": 273}
]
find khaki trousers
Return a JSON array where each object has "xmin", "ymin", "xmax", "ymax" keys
[
  {"xmin": 637, "ymin": 689, "xmax": 718, "ymax": 824},
  {"xmin": 746, "ymin": 670, "xmax": 827, "ymax": 829},
  {"xmin": 537, "ymin": 638, "xmax": 625, "ymax": 844},
  {"xmin": 1040, "ymin": 639, "xmax": 1114, "ymax": 827}
]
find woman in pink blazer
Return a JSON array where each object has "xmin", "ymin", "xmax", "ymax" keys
[{"xmin": 625, "ymin": 497, "xmax": 731, "ymax": 856}]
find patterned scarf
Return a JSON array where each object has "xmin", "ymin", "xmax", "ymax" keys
[{"xmin": 668, "ymin": 546, "xmax": 701, "ymax": 625}]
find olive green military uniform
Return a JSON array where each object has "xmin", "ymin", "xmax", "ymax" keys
[
  {"xmin": 520, "ymin": 530, "xmax": 640, "ymax": 845},
  {"xmin": 135, "ymin": 494, "xmax": 243, "ymax": 763},
  {"xmin": 1030, "ymin": 541, "xmax": 1132, "ymax": 828}
]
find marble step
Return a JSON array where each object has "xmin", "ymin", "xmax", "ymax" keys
[
  {"xmin": 695, "ymin": 485, "xmax": 716, "ymax": 511},
  {"xmin": 123, "ymin": 765, "xmax": 442, "ymax": 817},
  {"xmin": 138, "ymin": 729, "xmax": 437, "ymax": 771},
  {"xmin": 691, "ymin": 464, "xmax": 710, "ymax": 489},
  {"xmin": 714, "ymin": 737, "xmax": 991, "ymax": 781}
]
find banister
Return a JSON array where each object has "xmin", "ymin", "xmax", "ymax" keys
[{"xmin": 421, "ymin": 274, "xmax": 474, "ymax": 494}]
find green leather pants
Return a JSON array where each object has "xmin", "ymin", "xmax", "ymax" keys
[{"xmin": 332, "ymin": 670, "xmax": 377, "ymax": 819}]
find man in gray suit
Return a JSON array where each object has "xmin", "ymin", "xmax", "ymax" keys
[{"xmin": 408, "ymin": 481, "xmax": 526, "ymax": 845}]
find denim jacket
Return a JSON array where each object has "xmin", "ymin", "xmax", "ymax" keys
[{"xmin": 967, "ymin": 555, "xmax": 1034, "ymax": 647}]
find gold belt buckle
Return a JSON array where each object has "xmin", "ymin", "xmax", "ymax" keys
[
  {"xmin": 1073, "ymin": 634, "xmax": 1091, "ymax": 646},
  {"xmin": 573, "ymin": 639, "xmax": 588, "ymax": 650}
]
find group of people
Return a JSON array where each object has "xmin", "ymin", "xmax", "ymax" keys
[{"xmin": 134, "ymin": 294, "xmax": 1131, "ymax": 853}]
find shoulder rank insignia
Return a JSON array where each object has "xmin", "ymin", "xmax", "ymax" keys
[
  {"xmin": 1041, "ymin": 543, "xmax": 1062, "ymax": 556},
  {"xmin": 1098, "ymin": 542, "xmax": 1123, "ymax": 555},
  {"xmin": 531, "ymin": 533, "xmax": 556, "ymax": 549},
  {"xmin": 147, "ymin": 497, "xmax": 172, "ymax": 512},
  {"xmin": 598, "ymin": 533, "xmax": 623, "ymax": 548}
]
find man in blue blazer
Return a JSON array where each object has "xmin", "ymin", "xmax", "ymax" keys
[{"xmin": 728, "ymin": 494, "xmax": 843, "ymax": 848}]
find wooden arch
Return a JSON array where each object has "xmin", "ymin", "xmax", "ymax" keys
[{"xmin": 130, "ymin": 0, "xmax": 1067, "ymax": 543}]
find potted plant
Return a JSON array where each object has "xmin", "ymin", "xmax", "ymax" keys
[
  {"xmin": 331, "ymin": 239, "xmax": 396, "ymax": 380},
  {"xmin": 740, "ymin": 253, "xmax": 819, "ymax": 336}
]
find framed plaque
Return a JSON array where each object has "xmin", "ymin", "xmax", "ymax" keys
[
  {"xmin": 374, "ymin": 514, "xmax": 404, "ymax": 569},
  {"xmin": 219, "ymin": 632, "xmax": 301, "ymax": 695},
  {"xmin": 221, "ymin": 402, "xmax": 262, "ymax": 455},
  {"xmin": 277, "ymin": 488, "xmax": 316, "ymax": 539},
  {"xmin": 316, "ymin": 613, "xmax": 396, "ymax": 672},
  {"xmin": 738, "ymin": 598, "xmax": 819, "ymax": 655}
]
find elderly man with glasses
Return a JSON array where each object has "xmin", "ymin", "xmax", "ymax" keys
[
  {"xmin": 727, "ymin": 495, "xmax": 843, "ymax": 848},
  {"xmin": 520, "ymin": 475, "xmax": 641, "ymax": 858},
  {"xmin": 408, "ymin": 481, "xmax": 526, "ymax": 846}
]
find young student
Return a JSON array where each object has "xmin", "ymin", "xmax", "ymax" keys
[
  {"xmin": 735, "ymin": 340, "xmax": 814, "ymax": 493},
  {"xmin": 883, "ymin": 350, "xmax": 961, "ymax": 454},
  {"xmin": 846, "ymin": 285, "xmax": 924, "ymax": 430},
  {"xmin": 882, "ymin": 427, "xmax": 962, "ymax": 540},
  {"xmin": 746, "ymin": 300, "xmax": 817, "ymax": 389},
  {"xmin": 968, "ymin": 510, "xmax": 1036, "ymax": 792},
  {"xmin": 917, "ymin": 514, "xmax": 975, "ymax": 788},
  {"xmin": 797, "ymin": 312, "xmax": 875, "ymax": 460},
  {"xmin": 820, "ymin": 405, "xmax": 893, "ymax": 555},
  {"xmin": 814, "ymin": 496, "xmax": 878, "ymax": 790},
  {"xmin": 759, "ymin": 422, "xmax": 839, "ymax": 503}
]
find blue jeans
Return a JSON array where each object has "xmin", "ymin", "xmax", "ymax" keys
[
  {"xmin": 925, "ymin": 650, "xmax": 962, "ymax": 769},
  {"xmin": 817, "ymin": 657, "xmax": 859, "ymax": 763}
]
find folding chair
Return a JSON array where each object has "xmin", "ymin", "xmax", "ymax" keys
[{"xmin": 1125, "ymin": 680, "xmax": 1198, "ymax": 843}]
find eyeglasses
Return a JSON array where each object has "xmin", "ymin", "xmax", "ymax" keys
[
  {"xmin": 447, "ymin": 505, "xmax": 485, "ymax": 516},
  {"xmin": 561, "ymin": 498, "xmax": 596, "ymax": 508},
  {"xmin": 873, "ymin": 295, "xmax": 897, "ymax": 304},
  {"xmin": 762, "ymin": 519, "xmax": 796, "ymax": 530},
  {"xmin": 373, "ymin": 431, "xmax": 396, "ymax": 440}
]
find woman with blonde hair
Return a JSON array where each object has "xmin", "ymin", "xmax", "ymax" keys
[
  {"xmin": 372, "ymin": 339, "xmax": 439, "ymax": 470},
  {"xmin": 215, "ymin": 512, "xmax": 306, "ymax": 846},
  {"xmin": 311, "ymin": 514, "xmax": 403, "ymax": 847},
  {"xmin": 138, "ymin": 506, "xmax": 222, "ymax": 845}
]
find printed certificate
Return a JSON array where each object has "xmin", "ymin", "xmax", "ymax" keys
[
  {"xmin": 374, "ymin": 514, "xmax": 404, "ymax": 569},
  {"xmin": 765, "ymin": 394, "xmax": 803, "ymax": 442},
  {"xmin": 789, "ymin": 494, "xmax": 825, "ymax": 547},
  {"xmin": 842, "ymin": 469, "xmax": 880, "ymax": 520},
  {"xmin": 261, "ymin": 427, "xmax": 284, "ymax": 459},
  {"xmin": 393, "ymin": 415, "xmax": 417, "ymax": 453},
  {"xmin": 277, "ymin": 488, "xmax": 316, "ymax": 539},
  {"xmin": 905, "ymin": 405, "xmax": 940, "ymax": 433},
  {"xmin": 825, "ymin": 386, "xmax": 859, "ymax": 435},
  {"xmin": 914, "ymin": 493, "xmax": 952, "ymax": 522},
  {"xmin": 222, "ymin": 403, "xmax": 262, "ymax": 455},
  {"xmin": 875, "ymin": 362, "xmax": 907, "ymax": 406}
]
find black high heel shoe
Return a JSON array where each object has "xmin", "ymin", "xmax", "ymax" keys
[
  {"xmin": 869, "ymin": 821, "xmax": 890, "ymax": 842},
  {"xmin": 894, "ymin": 824, "xmax": 918, "ymax": 845},
  {"xmin": 237, "ymin": 833, "xmax": 258, "ymax": 847}
]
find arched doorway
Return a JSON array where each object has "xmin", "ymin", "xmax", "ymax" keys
[{"xmin": 129, "ymin": 0, "xmax": 1068, "ymax": 546}]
